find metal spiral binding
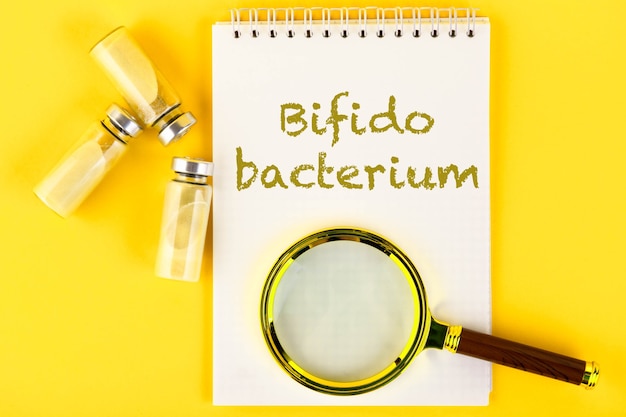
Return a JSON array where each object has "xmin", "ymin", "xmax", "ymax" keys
[{"xmin": 230, "ymin": 7, "xmax": 479, "ymax": 39}]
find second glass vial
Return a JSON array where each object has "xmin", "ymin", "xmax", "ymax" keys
[
  {"xmin": 156, "ymin": 157, "xmax": 213, "ymax": 282},
  {"xmin": 90, "ymin": 27, "xmax": 196, "ymax": 146}
]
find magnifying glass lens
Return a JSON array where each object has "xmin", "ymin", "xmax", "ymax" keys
[{"xmin": 272, "ymin": 240, "xmax": 418, "ymax": 383}]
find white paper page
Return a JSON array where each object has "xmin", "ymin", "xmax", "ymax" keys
[{"xmin": 212, "ymin": 13, "xmax": 491, "ymax": 405}]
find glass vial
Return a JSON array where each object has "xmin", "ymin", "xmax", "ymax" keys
[
  {"xmin": 155, "ymin": 157, "xmax": 213, "ymax": 282},
  {"xmin": 34, "ymin": 104, "xmax": 142, "ymax": 217},
  {"xmin": 90, "ymin": 26, "xmax": 196, "ymax": 146}
]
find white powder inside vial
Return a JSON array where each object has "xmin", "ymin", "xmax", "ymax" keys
[
  {"xmin": 155, "ymin": 185, "xmax": 212, "ymax": 282},
  {"xmin": 90, "ymin": 28, "xmax": 172, "ymax": 125},
  {"xmin": 34, "ymin": 127, "xmax": 126, "ymax": 217}
]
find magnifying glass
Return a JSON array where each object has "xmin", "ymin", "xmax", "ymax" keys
[{"xmin": 260, "ymin": 228, "xmax": 599, "ymax": 395}]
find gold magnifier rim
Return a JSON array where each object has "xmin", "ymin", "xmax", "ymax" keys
[{"xmin": 260, "ymin": 228, "xmax": 431, "ymax": 395}]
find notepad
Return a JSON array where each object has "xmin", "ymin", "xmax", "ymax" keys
[{"xmin": 212, "ymin": 7, "xmax": 491, "ymax": 405}]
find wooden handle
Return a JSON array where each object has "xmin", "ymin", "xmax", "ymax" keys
[{"xmin": 455, "ymin": 328, "xmax": 599, "ymax": 388}]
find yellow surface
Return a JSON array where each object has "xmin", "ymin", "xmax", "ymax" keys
[{"xmin": 1, "ymin": 0, "xmax": 624, "ymax": 415}]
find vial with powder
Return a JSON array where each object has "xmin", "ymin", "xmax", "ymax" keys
[
  {"xmin": 155, "ymin": 157, "xmax": 213, "ymax": 282},
  {"xmin": 34, "ymin": 104, "xmax": 142, "ymax": 217},
  {"xmin": 90, "ymin": 27, "xmax": 196, "ymax": 146}
]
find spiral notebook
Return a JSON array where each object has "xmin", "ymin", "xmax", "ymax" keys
[{"xmin": 212, "ymin": 7, "xmax": 491, "ymax": 406}]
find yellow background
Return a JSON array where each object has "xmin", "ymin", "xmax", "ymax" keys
[{"xmin": 1, "ymin": 0, "xmax": 624, "ymax": 415}]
